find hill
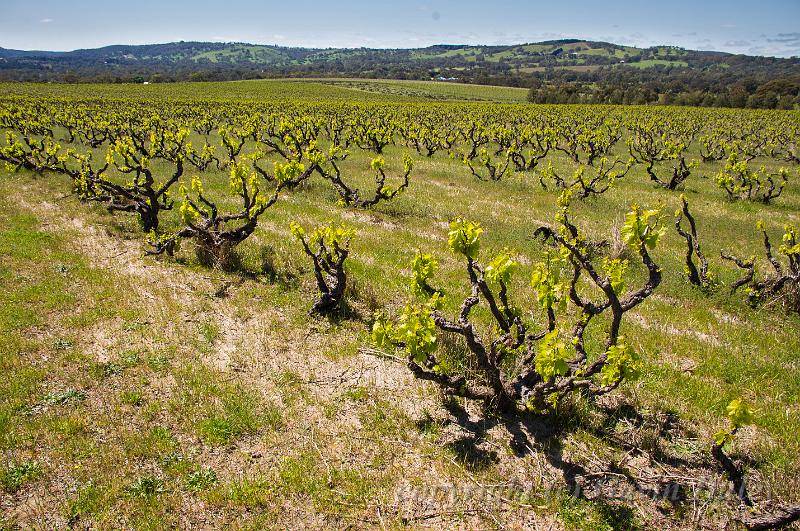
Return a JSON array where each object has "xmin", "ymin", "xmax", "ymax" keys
[{"xmin": 1, "ymin": 39, "xmax": 799, "ymax": 108}]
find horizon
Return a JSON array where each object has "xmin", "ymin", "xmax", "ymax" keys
[
  {"xmin": 3, "ymin": 37, "xmax": 794, "ymax": 60},
  {"xmin": 1, "ymin": 0, "xmax": 799, "ymax": 58}
]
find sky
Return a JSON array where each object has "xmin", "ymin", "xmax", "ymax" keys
[{"xmin": 1, "ymin": 0, "xmax": 799, "ymax": 57}]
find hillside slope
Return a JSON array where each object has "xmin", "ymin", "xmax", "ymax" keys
[
  {"xmin": 1, "ymin": 39, "xmax": 799, "ymax": 107},
  {"xmin": 0, "ymin": 39, "xmax": 791, "ymax": 74}
]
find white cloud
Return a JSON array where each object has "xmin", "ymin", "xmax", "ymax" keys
[
  {"xmin": 39, "ymin": 18, "xmax": 53, "ymax": 23},
  {"xmin": 766, "ymin": 32, "xmax": 800, "ymax": 44}
]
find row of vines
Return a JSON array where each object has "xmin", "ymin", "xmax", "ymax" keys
[{"xmin": 2, "ymin": 97, "xmax": 799, "ymax": 528}]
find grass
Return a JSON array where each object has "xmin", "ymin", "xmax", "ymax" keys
[
  {"xmin": 125, "ymin": 475, "xmax": 166, "ymax": 499},
  {"xmin": 185, "ymin": 467, "xmax": 218, "ymax": 491},
  {"xmin": 0, "ymin": 78, "xmax": 528, "ymax": 103},
  {"xmin": 1, "ymin": 461, "xmax": 42, "ymax": 493},
  {"xmin": 622, "ymin": 59, "xmax": 689, "ymax": 68},
  {"xmin": 0, "ymin": 88, "xmax": 799, "ymax": 528},
  {"xmin": 316, "ymin": 78, "xmax": 530, "ymax": 102},
  {"xmin": 190, "ymin": 45, "xmax": 285, "ymax": 64}
]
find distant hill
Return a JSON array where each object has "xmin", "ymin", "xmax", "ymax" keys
[{"xmin": 1, "ymin": 39, "xmax": 799, "ymax": 108}]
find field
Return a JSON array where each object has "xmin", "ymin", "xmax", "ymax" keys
[
  {"xmin": 1, "ymin": 79, "xmax": 799, "ymax": 529},
  {"xmin": 0, "ymin": 79, "xmax": 530, "ymax": 103}
]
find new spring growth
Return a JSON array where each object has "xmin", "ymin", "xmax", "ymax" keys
[
  {"xmin": 448, "ymin": 219, "xmax": 483, "ymax": 259},
  {"xmin": 714, "ymin": 398, "xmax": 755, "ymax": 446}
]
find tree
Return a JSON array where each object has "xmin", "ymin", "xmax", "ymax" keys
[
  {"xmin": 290, "ymin": 223, "xmax": 355, "ymax": 315},
  {"xmin": 374, "ymin": 199, "xmax": 663, "ymax": 413}
]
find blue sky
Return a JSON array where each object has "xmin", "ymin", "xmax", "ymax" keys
[{"xmin": 1, "ymin": 0, "xmax": 799, "ymax": 57}]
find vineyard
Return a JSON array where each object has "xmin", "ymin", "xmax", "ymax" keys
[{"xmin": 1, "ymin": 81, "xmax": 799, "ymax": 529}]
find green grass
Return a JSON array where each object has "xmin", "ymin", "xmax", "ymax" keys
[
  {"xmin": 125, "ymin": 475, "xmax": 166, "ymax": 499},
  {"xmin": 1, "ymin": 461, "xmax": 42, "ymax": 493},
  {"xmin": 0, "ymin": 78, "xmax": 528, "ymax": 103},
  {"xmin": 185, "ymin": 467, "xmax": 218, "ymax": 491},
  {"xmin": 317, "ymin": 78, "xmax": 529, "ymax": 102},
  {"xmin": 191, "ymin": 45, "xmax": 285, "ymax": 64},
  {"xmin": 623, "ymin": 59, "xmax": 689, "ymax": 68}
]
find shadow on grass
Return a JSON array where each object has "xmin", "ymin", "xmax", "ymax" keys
[{"xmin": 433, "ymin": 396, "xmax": 705, "ymax": 515}]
